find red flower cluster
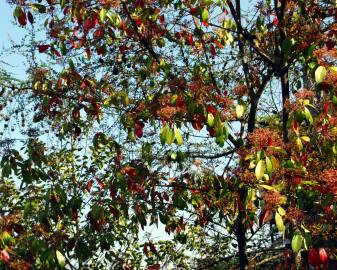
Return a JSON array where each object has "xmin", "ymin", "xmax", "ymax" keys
[{"xmin": 247, "ymin": 128, "xmax": 284, "ymax": 150}]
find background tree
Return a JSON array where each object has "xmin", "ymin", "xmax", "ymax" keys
[{"xmin": 0, "ymin": 0, "xmax": 336, "ymax": 269}]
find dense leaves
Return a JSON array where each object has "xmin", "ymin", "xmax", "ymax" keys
[{"xmin": 0, "ymin": 0, "xmax": 336, "ymax": 269}]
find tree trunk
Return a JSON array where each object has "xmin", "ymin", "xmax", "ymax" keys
[
  {"xmin": 236, "ymin": 188, "xmax": 248, "ymax": 270},
  {"xmin": 280, "ymin": 69, "xmax": 290, "ymax": 142},
  {"xmin": 247, "ymin": 97, "xmax": 258, "ymax": 133}
]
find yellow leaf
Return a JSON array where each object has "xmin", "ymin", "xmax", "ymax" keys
[
  {"xmin": 275, "ymin": 212, "xmax": 285, "ymax": 233},
  {"xmin": 300, "ymin": 136, "xmax": 310, "ymax": 142},
  {"xmin": 260, "ymin": 184, "xmax": 276, "ymax": 191},
  {"xmin": 277, "ymin": 206, "xmax": 286, "ymax": 216},
  {"xmin": 296, "ymin": 137, "xmax": 303, "ymax": 150},
  {"xmin": 329, "ymin": 66, "xmax": 337, "ymax": 72},
  {"xmin": 174, "ymin": 125, "xmax": 183, "ymax": 145},
  {"xmin": 315, "ymin": 66, "xmax": 327, "ymax": 83},
  {"xmin": 270, "ymin": 156, "xmax": 279, "ymax": 171},
  {"xmin": 255, "ymin": 160, "xmax": 265, "ymax": 180},
  {"xmin": 236, "ymin": 104, "xmax": 245, "ymax": 119},
  {"xmin": 265, "ymin": 156, "xmax": 273, "ymax": 174},
  {"xmin": 249, "ymin": 161, "xmax": 256, "ymax": 169},
  {"xmin": 207, "ymin": 113, "xmax": 215, "ymax": 127}
]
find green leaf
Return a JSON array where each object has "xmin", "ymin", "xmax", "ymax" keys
[
  {"xmin": 215, "ymin": 135, "xmax": 225, "ymax": 147},
  {"xmin": 277, "ymin": 206, "xmax": 286, "ymax": 216},
  {"xmin": 315, "ymin": 66, "xmax": 326, "ymax": 83},
  {"xmin": 60, "ymin": 0, "xmax": 65, "ymax": 8},
  {"xmin": 29, "ymin": 4, "xmax": 46, "ymax": 13},
  {"xmin": 255, "ymin": 160, "xmax": 265, "ymax": 180},
  {"xmin": 281, "ymin": 38, "xmax": 292, "ymax": 57},
  {"xmin": 207, "ymin": 113, "xmax": 215, "ymax": 127},
  {"xmin": 304, "ymin": 107, "xmax": 313, "ymax": 125},
  {"xmin": 275, "ymin": 212, "xmax": 285, "ymax": 233},
  {"xmin": 99, "ymin": 8, "xmax": 107, "ymax": 22},
  {"xmin": 56, "ymin": 250, "xmax": 66, "ymax": 268},
  {"xmin": 159, "ymin": 213, "xmax": 169, "ymax": 224},
  {"xmin": 174, "ymin": 126, "xmax": 183, "ymax": 145},
  {"xmin": 291, "ymin": 234, "xmax": 303, "ymax": 253},
  {"xmin": 160, "ymin": 125, "xmax": 168, "ymax": 145},
  {"xmin": 201, "ymin": 8, "xmax": 209, "ymax": 22},
  {"xmin": 166, "ymin": 127, "xmax": 174, "ymax": 145},
  {"xmin": 265, "ymin": 156, "xmax": 273, "ymax": 174},
  {"xmin": 13, "ymin": 6, "xmax": 23, "ymax": 19}
]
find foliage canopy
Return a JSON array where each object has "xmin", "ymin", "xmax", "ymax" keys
[{"xmin": 0, "ymin": 0, "xmax": 337, "ymax": 269}]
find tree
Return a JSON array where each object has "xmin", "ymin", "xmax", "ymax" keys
[{"xmin": 0, "ymin": 0, "xmax": 336, "ymax": 269}]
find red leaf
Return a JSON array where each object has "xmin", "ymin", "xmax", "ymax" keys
[
  {"xmin": 93, "ymin": 29, "xmax": 104, "ymax": 39},
  {"xmin": 201, "ymin": 21, "xmax": 209, "ymax": 27},
  {"xmin": 85, "ymin": 47, "xmax": 91, "ymax": 59},
  {"xmin": 72, "ymin": 208, "xmax": 78, "ymax": 221},
  {"xmin": 292, "ymin": 120, "xmax": 299, "ymax": 134},
  {"xmin": 176, "ymin": 95, "xmax": 184, "ymax": 107},
  {"xmin": 37, "ymin": 45, "xmax": 50, "ymax": 53},
  {"xmin": 0, "ymin": 249, "xmax": 10, "ymax": 263},
  {"xmin": 81, "ymin": 79, "xmax": 90, "ymax": 90},
  {"xmin": 324, "ymin": 101, "xmax": 330, "ymax": 114},
  {"xmin": 210, "ymin": 44, "xmax": 216, "ymax": 57},
  {"xmin": 308, "ymin": 248, "xmax": 320, "ymax": 267},
  {"xmin": 18, "ymin": 12, "xmax": 27, "ymax": 26},
  {"xmin": 273, "ymin": 17, "xmax": 279, "ymax": 26},
  {"xmin": 63, "ymin": 7, "xmax": 70, "ymax": 15},
  {"xmin": 319, "ymin": 248, "xmax": 329, "ymax": 265},
  {"xmin": 72, "ymin": 109, "xmax": 80, "ymax": 120},
  {"xmin": 190, "ymin": 7, "xmax": 197, "ymax": 15},
  {"xmin": 122, "ymin": 166, "xmax": 137, "ymax": 177},
  {"xmin": 268, "ymin": 137, "xmax": 273, "ymax": 146},
  {"xmin": 109, "ymin": 188, "xmax": 116, "ymax": 199},
  {"xmin": 259, "ymin": 209, "xmax": 271, "ymax": 226},
  {"xmin": 162, "ymin": 192, "xmax": 169, "ymax": 201},
  {"xmin": 207, "ymin": 105, "xmax": 217, "ymax": 116},
  {"xmin": 97, "ymin": 178, "xmax": 105, "ymax": 189},
  {"xmin": 52, "ymin": 48, "xmax": 61, "ymax": 58},
  {"xmin": 192, "ymin": 114, "xmax": 204, "ymax": 131},
  {"xmin": 159, "ymin": 15, "xmax": 165, "ymax": 24},
  {"xmin": 147, "ymin": 264, "xmax": 160, "ymax": 270},
  {"xmin": 214, "ymin": 40, "xmax": 224, "ymax": 49},
  {"xmin": 135, "ymin": 18, "xmax": 142, "ymax": 27},
  {"xmin": 149, "ymin": 243, "xmax": 157, "ymax": 254},
  {"xmin": 86, "ymin": 179, "xmax": 93, "ymax": 192},
  {"xmin": 143, "ymin": 244, "xmax": 148, "ymax": 256},
  {"xmin": 187, "ymin": 33, "xmax": 193, "ymax": 46},
  {"xmin": 134, "ymin": 120, "xmax": 144, "ymax": 138},
  {"xmin": 326, "ymin": 40, "xmax": 334, "ymax": 50}
]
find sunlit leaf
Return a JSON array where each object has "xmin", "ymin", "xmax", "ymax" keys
[
  {"xmin": 56, "ymin": 250, "xmax": 66, "ymax": 268},
  {"xmin": 315, "ymin": 66, "xmax": 326, "ymax": 83},
  {"xmin": 275, "ymin": 212, "xmax": 285, "ymax": 233},
  {"xmin": 255, "ymin": 160, "xmax": 265, "ymax": 180},
  {"xmin": 291, "ymin": 234, "xmax": 303, "ymax": 253},
  {"xmin": 174, "ymin": 126, "xmax": 183, "ymax": 145}
]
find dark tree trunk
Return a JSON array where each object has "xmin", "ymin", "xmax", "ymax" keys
[
  {"xmin": 236, "ymin": 188, "xmax": 248, "ymax": 270},
  {"xmin": 280, "ymin": 69, "xmax": 290, "ymax": 142},
  {"xmin": 247, "ymin": 98, "xmax": 258, "ymax": 133}
]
